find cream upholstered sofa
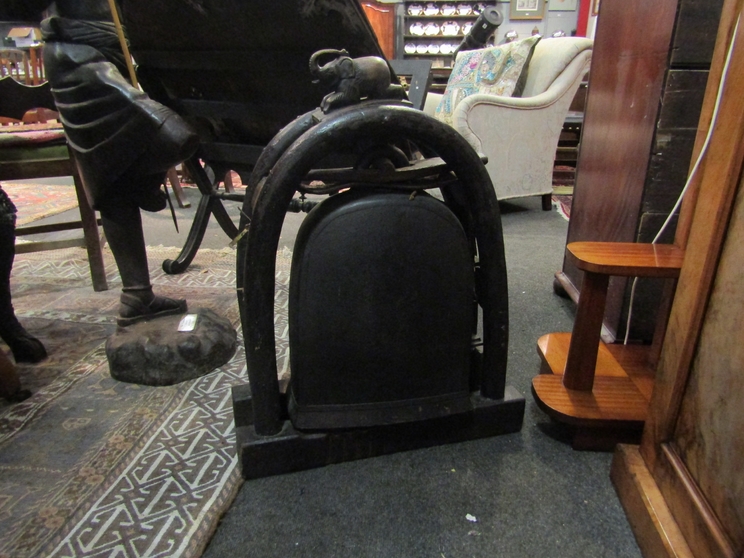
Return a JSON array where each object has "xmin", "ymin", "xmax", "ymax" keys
[{"xmin": 424, "ymin": 37, "xmax": 593, "ymax": 208}]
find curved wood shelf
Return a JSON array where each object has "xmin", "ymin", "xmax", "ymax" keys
[{"xmin": 567, "ymin": 242, "xmax": 685, "ymax": 277}]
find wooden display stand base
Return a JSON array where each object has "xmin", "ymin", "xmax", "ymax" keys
[{"xmin": 532, "ymin": 242, "xmax": 684, "ymax": 450}]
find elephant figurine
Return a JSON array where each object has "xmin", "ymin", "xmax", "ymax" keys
[{"xmin": 309, "ymin": 49, "xmax": 405, "ymax": 112}]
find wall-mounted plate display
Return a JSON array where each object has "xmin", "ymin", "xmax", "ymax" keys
[{"xmin": 402, "ymin": 1, "xmax": 500, "ymax": 67}]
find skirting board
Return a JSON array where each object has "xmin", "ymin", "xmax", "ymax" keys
[
  {"xmin": 233, "ymin": 385, "xmax": 525, "ymax": 480},
  {"xmin": 610, "ymin": 444, "xmax": 694, "ymax": 558}
]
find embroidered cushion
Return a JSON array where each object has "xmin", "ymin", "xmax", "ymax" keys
[{"xmin": 435, "ymin": 36, "xmax": 541, "ymax": 126}]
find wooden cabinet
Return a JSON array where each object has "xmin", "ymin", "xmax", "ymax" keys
[
  {"xmin": 361, "ymin": 1, "xmax": 396, "ymax": 60},
  {"xmin": 610, "ymin": 4, "xmax": 744, "ymax": 554},
  {"xmin": 556, "ymin": 0, "xmax": 724, "ymax": 342}
]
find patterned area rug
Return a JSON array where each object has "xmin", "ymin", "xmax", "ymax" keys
[
  {"xmin": 1, "ymin": 183, "xmax": 80, "ymax": 226},
  {"xmin": 0, "ymin": 245, "xmax": 292, "ymax": 558},
  {"xmin": 552, "ymin": 194, "xmax": 572, "ymax": 221},
  {"xmin": 551, "ymin": 185, "xmax": 573, "ymax": 221}
]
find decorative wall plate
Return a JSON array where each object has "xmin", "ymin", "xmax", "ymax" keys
[
  {"xmin": 441, "ymin": 3, "xmax": 457, "ymax": 16},
  {"xmin": 409, "ymin": 21, "xmax": 425, "ymax": 36},
  {"xmin": 441, "ymin": 21, "xmax": 460, "ymax": 36},
  {"xmin": 407, "ymin": 3, "xmax": 424, "ymax": 16},
  {"xmin": 424, "ymin": 2, "xmax": 440, "ymax": 16},
  {"xmin": 457, "ymin": 3, "xmax": 473, "ymax": 15},
  {"xmin": 424, "ymin": 22, "xmax": 441, "ymax": 36}
]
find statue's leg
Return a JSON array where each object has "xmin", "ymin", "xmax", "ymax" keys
[
  {"xmin": 0, "ymin": 221, "xmax": 47, "ymax": 363},
  {"xmin": 99, "ymin": 197, "xmax": 187, "ymax": 327}
]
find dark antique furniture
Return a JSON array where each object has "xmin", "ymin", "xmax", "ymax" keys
[{"xmin": 120, "ymin": 0, "xmax": 523, "ymax": 478}]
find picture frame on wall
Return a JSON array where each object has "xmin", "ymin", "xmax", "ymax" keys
[
  {"xmin": 548, "ymin": 0, "xmax": 577, "ymax": 11},
  {"xmin": 509, "ymin": 0, "xmax": 546, "ymax": 20},
  {"xmin": 592, "ymin": 0, "xmax": 600, "ymax": 15}
]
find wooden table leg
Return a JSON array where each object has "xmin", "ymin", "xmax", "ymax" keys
[
  {"xmin": 222, "ymin": 170, "xmax": 235, "ymax": 193},
  {"xmin": 167, "ymin": 167, "xmax": 190, "ymax": 208},
  {"xmin": 563, "ymin": 270, "xmax": 609, "ymax": 391},
  {"xmin": 69, "ymin": 151, "xmax": 108, "ymax": 292}
]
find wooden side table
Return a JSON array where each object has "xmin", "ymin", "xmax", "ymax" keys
[{"xmin": 532, "ymin": 242, "xmax": 684, "ymax": 449}]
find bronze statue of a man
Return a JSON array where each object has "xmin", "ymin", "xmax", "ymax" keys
[{"xmin": 2, "ymin": 0, "xmax": 198, "ymax": 326}]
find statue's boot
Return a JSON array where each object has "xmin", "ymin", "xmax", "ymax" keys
[
  {"xmin": 117, "ymin": 287, "xmax": 187, "ymax": 327},
  {"xmin": 119, "ymin": 107, "xmax": 200, "ymax": 213},
  {"xmin": 0, "ymin": 223, "xmax": 47, "ymax": 363},
  {"xmin": 99, "ymin": 201, "xmax": 187, "ymax": 327}
]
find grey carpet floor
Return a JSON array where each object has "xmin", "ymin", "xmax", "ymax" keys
[
  {"xmin": 200, "ymin": 196, "xmax": 642, "ymax": 558},
  {"xmin": 14, "ymin": 184, "xmax": 641, "ymax": 556}
]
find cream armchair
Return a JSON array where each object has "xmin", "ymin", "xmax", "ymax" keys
[{"xmin": 424, "ymin": 37, "xmax": 593, "ymax": 208}]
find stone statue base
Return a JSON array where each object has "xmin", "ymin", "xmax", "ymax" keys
[{"xmin": 106, "ymin": 308, "xmax": 237, "ymax": 386}]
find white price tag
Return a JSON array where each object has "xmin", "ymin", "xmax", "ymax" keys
[{"xmin": 178, "ymin": 314, "xmax": 198, "ymax": 332}]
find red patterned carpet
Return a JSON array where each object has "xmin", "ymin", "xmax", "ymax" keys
[
  {"xmin": 552, "ymin": 193, "xmax": 572, "ymax": 221},
  {"xmin": 1, "ymin": 182, "xmax": 79, "ymax": 226},
  {"xmin": 551, "ymin": 166, "xmax": 574, "ymax": 221}
]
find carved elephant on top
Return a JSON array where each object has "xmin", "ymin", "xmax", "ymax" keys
[{"xmin": 309, "ymin": 49, "xmax": 405, "ymax": 112}]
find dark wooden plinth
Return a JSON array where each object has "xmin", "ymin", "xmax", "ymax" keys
[{"xmin": 232, "ymin": 385, "xmax": 525, "ymax": 479}]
